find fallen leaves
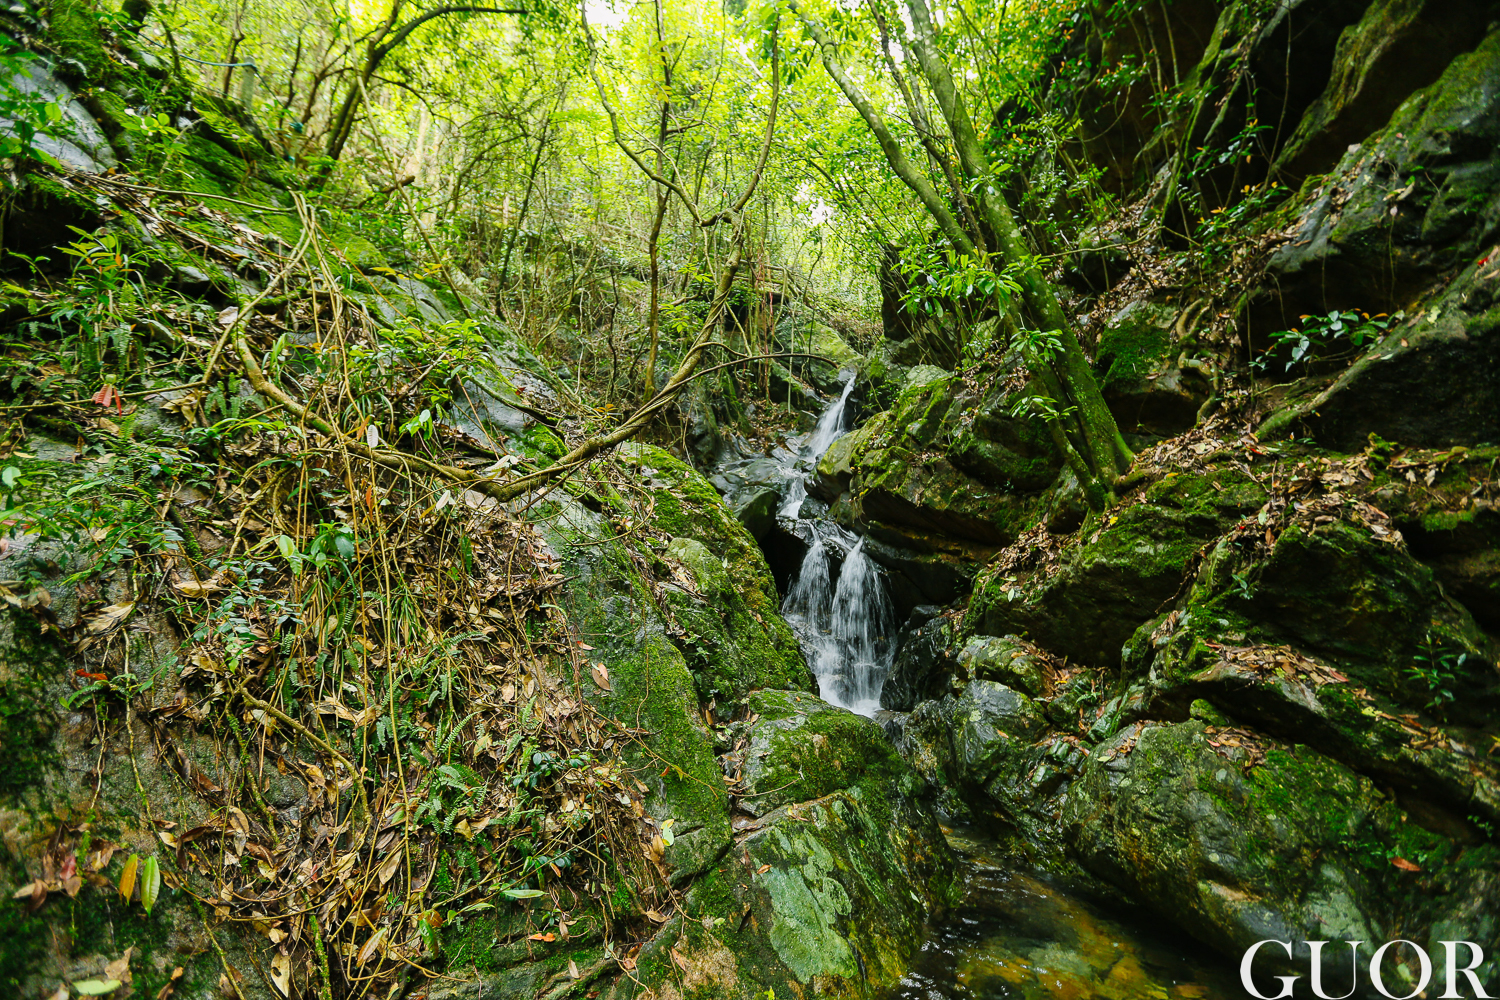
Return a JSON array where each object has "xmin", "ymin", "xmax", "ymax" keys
[
  {"xmin": 590, "ymin": 661, "xmax": 612, "ymax": 691},
  {"xmin": 75, "ymin": 601, "xmax": 136, "ymax": 651}
]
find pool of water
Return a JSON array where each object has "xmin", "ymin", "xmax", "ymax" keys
[{"xmin": 887, "ymin": 827, "xmax": 1247, "ymax": 1000}]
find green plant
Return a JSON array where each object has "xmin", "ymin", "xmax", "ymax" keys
[
  {"xmin": 0, "ymin": 45, "xmax": 75, "ymax": 163},
  {"xmin": 1405, "ymin": 634, "xmax": 1467, "ymax": 713},
  {"xmin": 1253, "ymin": 309, "xmax": 1398, "ymax": 373}
]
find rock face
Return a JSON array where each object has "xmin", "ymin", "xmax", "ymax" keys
[
  {"xmin": 1255, "ymin": 30, "xmax": 1500, "ymax": 448},
  {"xmin": 967, "ymin": 468, "xmax": 1268, "ymax": 667},
  {"xmin": 1065, "ymin": 721, "xmax": 1500, "ymax": 992},
  {"xmin": 595, "ymin": 689, "xmax": 958, "ymax": 1000}
]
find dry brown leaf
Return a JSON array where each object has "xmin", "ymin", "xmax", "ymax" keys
[
  {"xmin": 355, "ymin": 927, "xmax": 387, "ymax": 966},
  {"xmin": 567, "ymin": 959, "xmax": 581, "ymax": 979},
  {"xmin": 590, "ymin": 662, "xmax": 611, "ymax": 692},
  {"xmin": 76, "ymin": 601, "xmax": 135, "ymax": 649},
  {"xmin": 154, "ymin": 966, "xmax": 185, "ymax": 1000},
  {"xmin": 670, "ymin": 947, "xmax": 693, "ymax": 973},
  {"xmin": 376, "ymin": 850, "xmax": 401, "ymax": 885},
  {"xmin": 270, "ymin": 951, "xmax": 291, "ymax": 996},
  {"xmin": 528, "ymin": 932, "xmax": 557, "ymax": 942},
  {"xmin": 104, "ymin": 946, "xmax": 135, "ymax": 985},
  {"xmin": 1391, "ymin": 856, "xmax": 1420, "ymax": 872},
  {"xmin": 644, "ymin": 910, "xmax": 669, "ymax": 924}
]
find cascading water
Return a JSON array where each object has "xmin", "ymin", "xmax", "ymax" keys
[
  {"xmin": 778, "ymin": 375, "xmax": 896, "ymax": 717},
  {"xmin": 804, "ymin": 374, "xmax": 857, "ymax": 456}
]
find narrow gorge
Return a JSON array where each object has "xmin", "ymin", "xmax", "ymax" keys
[{"xmin": 0, "ymin": 0, "xmax": 1497, "ymax": 998}]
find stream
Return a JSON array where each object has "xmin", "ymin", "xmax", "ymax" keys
[
  {"xmin": 889, "ymin": 826, "xmax": 1245, "ymax": 1000},
  {"xmin": 718, "ymin": 379, "xmax": 1244, "ymax": 999}
]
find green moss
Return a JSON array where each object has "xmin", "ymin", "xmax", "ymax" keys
[
  {"xmin": 1095, "ymin": 301, "xmax": 1175, "ymax": 394},
  {"xmin": 758, "ymin": 704, "xmax": 905, "ymax": 804},
  {"xmin": 0, "ymin": 613, "xmax": 65, "ymax": 800},
  {"xmin": 0, "ymin": 897, "xmax": 47, "ymax": 995},
  {"xmin": 47, "ymin": 0, "xmax": 109, "ymax": 71}
]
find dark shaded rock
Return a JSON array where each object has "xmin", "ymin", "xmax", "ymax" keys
[
  {"xmin": 1062, "ymin": 243, "xmax": 1131, "ymax": 295},
  {"xmin": 1135, "ymin": 607, "xmax": 1500, "ymax": 829},
  {"xmin": 1401, "ymin": 501, "xmax": 1500, "ymax": 633},
  {"xmin": 1187, "ymin": 518, "xmax": 1500, "ymax": 718},
  {"xmin": 1094, "ymin": 299, "xmax": 1205, "ymax": 435},
  {"xmin": 881, "ymin": 606, "xmax": 957, "ymax": 711},
  {"xmin": 1275, "ymin": 0, "xmax": 1500, "ymax": 184},
  {"xmin": 1300, "ymin": 251, "xmax": 1500, "ymax": 450},
  {"xmin": 1253, "ymin": 30, "xmax": 1500, "ymax": 334}
]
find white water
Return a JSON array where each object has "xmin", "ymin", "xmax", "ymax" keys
[
  {"xmin": 805, "ymin": 374, "xmax": 857, "ymax": 457},
  {"xmin": 778, "ymin": 376, "xmax": 896, "ymax": 717}
]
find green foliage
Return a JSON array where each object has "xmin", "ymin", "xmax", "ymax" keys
[
  {"xmin": 1406, "ymin": 633, "xmax": 1467, "ymax": 714},
  {"xmin": 0, "ymin": 48, "xmax": 73, "ymax": 163},
  {"xmin": 1253, "ymin": 309, "xmax": 1398, "ymax": 373}
]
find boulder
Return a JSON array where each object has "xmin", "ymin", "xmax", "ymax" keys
[
  {"xmin": 588, "ymin": 688, "xmax": 958, "ymax": 1000},
  {"xmin": 881, "ymin": 606, "xmax": 957, "ymax": 711},
  {"xmin": 1274, "ymin": 0, "xmax": 1500, "ymax": 184},
  {"xmin": 1064, "ymin": 721, "xmax": 1500, "ymax": 992},
  {"xmin": 968, "ymin": 467, "xmax": 1268, "ymax": 667},
  {"xmin": 1252, "ymin": 32, "xmax": 1500, "ymax": 448},
  {"xmin": 1094, "ymin": 299, "xmax": 1206, "ymax": 435}
]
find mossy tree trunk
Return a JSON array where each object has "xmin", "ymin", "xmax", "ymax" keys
[{"xmin": 789, "ymin": 0, "xmax": 1134, "ymax": 508}]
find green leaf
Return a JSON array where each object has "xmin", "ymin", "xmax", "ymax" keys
[
  {"xmin": 1, "ymin": 465, "xmax": 19, "ymax": 488},
  {"xmin": 72, "ymin": 979, "xmax": 124, "ymax": 995},
  {"xmin": 500, "ymin": 888, "xmax": 544, "ymax": 899},
  {"xmin": 139, "ymin": 855, "xmax": 161, "ymax": 914}
]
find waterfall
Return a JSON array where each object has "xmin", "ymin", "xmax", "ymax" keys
[
  {"xmin": 781, "ymin": 527, "xmax": 895, "ymax": 716},
  {"xmin": 777, "ymin": 375, "xmax": 896, "ymax": 717},
  {"xmin": 805, "ymin": 373, "xmax": 856, "ymax": 457}
]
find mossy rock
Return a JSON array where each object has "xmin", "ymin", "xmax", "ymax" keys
[
  {"xmin": 1189, "ymin": 518, "xmax": 1497, "ymax": 716},
  {"xmin": 900, "ymin": 679, "xmax": 1082, "ymax": 863},
  {"xmin": 603, "ymin": 771, "xmax": 957, "ymax": 1000},
  {"xmin": 1094, "ymin": 299, "xmax": 1203, "ymax": 434},
  {"xmin": 534, "ymin": 495, "xmax": 731, "ymax": 882},
  {"xmin": 662, "ymin": 539, "xmax": 813, "ymax": 703},
  {"xmin": 729, "ymin": 689, "xmax": 906, "ymax": 816},
  {"xmin": 1132, "ymin": 606, "xmax": 1500, "ymax": 829},
  {"xmin": 968, "ymin": 467, "xmax": 1268, "ymax": 667},
  {"xmin": 1063, "ymin": 720, "xmax": 1500, "ymax": 981},
  {"xmin": 615, "ymin": 443, "xmax": 800, "ymax": 664}
]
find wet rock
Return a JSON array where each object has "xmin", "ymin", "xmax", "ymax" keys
[
  {"xmin": 957, "ymin": 634, "xmax": 1049, "ymax": 699},
  {"xmin": 1063, "ymin": 720, "xmax": 1500, "ymax": 991},
  {"xmin": 901, "ymin": 680, "xmax": 1085, "ymax": 861},
  {"xmin": 881, "ymin": 606, "xmax": 957, "ymax": 711}
]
